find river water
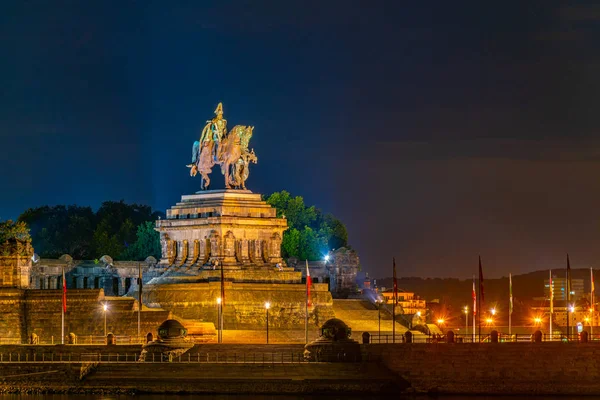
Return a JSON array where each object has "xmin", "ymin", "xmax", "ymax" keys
[{"xmin": 0, "ymin": 396, "xmax": 599, "ymax": 400}]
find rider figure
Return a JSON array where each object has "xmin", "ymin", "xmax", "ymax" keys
[{"xmin": 200, "ymin": 102, "xmax": 227, "ymax": 162}]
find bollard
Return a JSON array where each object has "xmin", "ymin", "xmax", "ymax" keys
[
  {"xmin": 404, "ymin": 331, "xmax": 413, "ymax": 343},
  {"xmin": 107, "ymin": 333, "xmax": 116, "ymax": 345},
  {"xmin": 490, "ymin": 330, "xmax": 499, "ymax": 343},
  {"xmin": 362, "ymin": 332, "xmax": 370, "ymax": 344},
  {"xmin": 533, "ymin": 330, "xmax": 543, "ymax": 343},
  {"xmin": 581, "ymin": 331, "xmax": 589, "ymax": 343},
  {"xmin": 446, "ymin": 331, "xmax": 455, "ymax": 343}
]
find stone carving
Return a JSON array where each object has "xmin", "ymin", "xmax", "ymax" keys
[
  {"xmin": 223, "ymin": 231, "xmax": 236, "ymax": 258},
  {"xmin": 167, "ymin": 239, "xmax": 176, "ymax": 266},
  {"xmin": 177, "ymin": 240, "xmax": 188, "ymax": 267},
  {"xmin": 187, "ymin": 103, "xmax": 257, "ymax": 190}
]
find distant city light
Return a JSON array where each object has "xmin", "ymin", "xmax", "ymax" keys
[{"xmin": 490, "ymin": 308, "xmax": 496, "ymax": 316}]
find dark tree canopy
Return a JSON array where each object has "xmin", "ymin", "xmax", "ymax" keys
[
  {"xmin": 18, "ymin": 201, "xmax": 163, "ymax": 260},
  {"xmin": 265, "ymin": 190, "xmax": 349, "ymax": 261},
  {"xmin": 0, "ymin": 220, "xmax": 31, "ymax": 243}
]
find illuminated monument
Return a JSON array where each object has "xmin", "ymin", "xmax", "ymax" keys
[{"xmin": 144, "ymin": 103, "xmax": 334, "ymax": 329}]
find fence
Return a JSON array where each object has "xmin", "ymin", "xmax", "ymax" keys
[
  {"xmin": 369, "ymin": 332, "xmax": 600, "ymax": 344},
  {"xmin": 0, "ymin": 336, "xmax": 146, "ymax": 345},
  {"xmin": 0, "ymin": 351, "xmax": 307, "ymax": 364}
]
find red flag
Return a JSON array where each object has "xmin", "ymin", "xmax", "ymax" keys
[
  {"xmin": 62, "ymin": 267, "xmax": 67, "ymax": 313},
  {"xmin": 393, "ymin": 257, "xmax": 398, "ymax": 305},
  {"xmin": 306, "ymin": 260, "xmax": 312, "ymax": 307},
  {"xmin": 479, "ymin": 256, "xmax": 485, "ymax": 303},
  {"xmin": 472, "ymin": 277, "xmax": 477, "ymax": 315}
]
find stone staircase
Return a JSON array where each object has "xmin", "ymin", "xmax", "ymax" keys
[{"xmin": 332, "ymin": 299, "xmax": 406, "ymax": 334}]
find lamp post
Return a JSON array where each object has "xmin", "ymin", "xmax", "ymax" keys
[
  {"xmin": 103, "ymin": 303, "xmax": 108, "ymax": 337},
  {"xmin": 464, "ymin": 306, "xmax": 469, "ymax": 337},
  {"xmin": 569, "ymin": 305, "xmax": 575, "ymax": 337},
  {"xmin": 265, "ymin": 302, "xmax": 271, "ymax": 344},
  {"xmin": 216, "ymin": 297, "xmax": 222, "ymax": 343},
  {"xmin": 376, "ymin": 299, "xmax": 382, "ymax": 341}
]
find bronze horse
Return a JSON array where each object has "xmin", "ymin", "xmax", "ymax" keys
[{"xmin": 188, "ymin": 125, "xmax": 255, "ymax": 190}]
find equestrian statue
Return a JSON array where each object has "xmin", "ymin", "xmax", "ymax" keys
[{"xmin": 187, "ymin": 103, "xmax": 257, "ymax": 190}]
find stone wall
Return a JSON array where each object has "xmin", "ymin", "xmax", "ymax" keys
[
  {"xmin": 144, "ymin": 282, "xmax": 334, "ymax": 330},
  {"xmin": 366, "ymin": 342, "xmax": 600, "ymax": 395},
  {"xmin": 0, "ymin": 288, "xmax": 170, "ymax": 343}
]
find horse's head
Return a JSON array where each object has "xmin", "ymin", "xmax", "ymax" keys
[{"xmin": 247, "ymin": 148, "xmax": 258, "ymax": 164}]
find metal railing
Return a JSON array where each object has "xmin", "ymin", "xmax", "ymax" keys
[
  {"xmin": 368, "ymin": 332, "xmax": 600, "ymax": 344},
  {"xmin": 0, "ymin": 336, "xmax": 146, "ymax": 345},
  {"xmin": 0, "ymin": 352, "xmax": 307, "ymax": 364}
]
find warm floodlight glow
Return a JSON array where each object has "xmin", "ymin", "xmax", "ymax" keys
[
  {"xmin": 216, "ymin": 297, "xmax": 222, "ymax": 305},
  {"xmin": 486, "ymin": 318, "xmax": 493, "ymax": 324},
  {"xmin": 569, "ymin": 305, "xmax": 575, "ymax": 313},
  {"xmin": 437, "ymin": 318, "xmax": 444, "ymax": 324},
  {"xmin": 417, "ymin": 311, "xmax": 421, "ymax": 317},
  {"xmin": 464, "ymin": 306, "xmax": 468, "ymax": 314},
  {"xmin": 490, "ymin": 308, "xmax": 496, "ymax": 316},
  {"xmin": 534, "ymin": 317, "xmax": 542, "ymax": 324},
  {"xmin": 265, "ymin": 301, "xmax": 271, "ymax": 310},
  {"xmin": 103, "ymin": 304, "xmax": 108, "ymax": 312}
]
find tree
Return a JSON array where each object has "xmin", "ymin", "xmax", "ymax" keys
[
  {"xmin": 0, "ymin": 220, "xmax": 31, "ymax": 242},
  {"xmin": 265, "ymin": 191, "xmax": 349, "ymax": 261},
  {"xmin": 121, "ymin": 221, "xmax": 161, "ymax": 261},
  {"xmin": 18, "ymin": 201, "xmax": 163, "ymax": 260},
  {"xmin": 18, "ymin": 205, "xmax": 94, "ymax": 258}
]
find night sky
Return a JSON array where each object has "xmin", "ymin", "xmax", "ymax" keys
[{"xmin": 1, "ymin": 1, "xmax": 599, "ymax": 279}]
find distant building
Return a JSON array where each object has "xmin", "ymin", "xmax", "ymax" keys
[
  {"xmin": 544, "ymin": 277, "xmax": 585, "ymax": 301},
  {"xmin": 380, "ymin": 289, "xmax": 427, "ymax": 316}
]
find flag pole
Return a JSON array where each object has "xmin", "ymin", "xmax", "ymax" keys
[
  {"xmin": 61, "ymin": 265, "xmax": 65, "ymax": 345},
  {"xmin": 305, "ymin": 260, "xmax": 311, "ymax": 344},
  {"xmin": 472, "ymin": 275, "xmax": 476, "ymax": 342},
  {"xmin": 392, "ymin": 258, "xmax": 397, "ymax": 344},
  {"xmin": 591, "ymin": 267, "xmax": 594, "ymax": 337},
  {"xmin": 566, "ymin": 255, "xmax": 570, "ymax": 339},
  {"xmin": 508, "ymin": 273, "xmax": 512, "ymax": 336},
  {"xmin": 549, "ymin": 270, "xmax": 553, "ymax": 340},
  {"xmin": 478, "ymin": 256, "xmax": 482, "ymax": 342},
  {"xmin": 138, "ymin": 262, "xmax": 142, "ymax": 343}
]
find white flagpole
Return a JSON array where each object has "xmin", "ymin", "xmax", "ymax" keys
[
  {"xmin": 549, "ymin": 270, "xmax": 553, "ymax": 340},
  {"xmin": 61, "ymin": 265, "xmax": 65, "ymax": 345},
  {"xmin": 509, "ymin": 273, "xmax": 512, "ymax": 336},
  {"xmin": 591, "ymin": 267, "xmax": 594, "ymax": 337}
]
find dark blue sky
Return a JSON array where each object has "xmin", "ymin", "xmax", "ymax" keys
[{"xmin": 1, "ymin": 1, "xmax": 599, "ymax": 278}]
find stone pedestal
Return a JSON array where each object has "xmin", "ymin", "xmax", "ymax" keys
[{"xmin": 155, "ymin": 190, "xmax": 287, "ymax": 270}]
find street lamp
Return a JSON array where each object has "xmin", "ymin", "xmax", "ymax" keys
[
  {"xmin": 265, "ymin": 301, "xmax": 271, "ymax": 344},
  {"xmin": 376, "ymin": 299, "xmax": 383, "ymax": 340},
  {"xmin": 216, "ymin": 297, "xmax": 222, "ymax": 343},
  {"xmin": 102, "ymin": 303, "xmax": 108, "ymax": 337},
  {"xmin": 490, "ymin": 308, "xmax": 496, "ymax": 316}
]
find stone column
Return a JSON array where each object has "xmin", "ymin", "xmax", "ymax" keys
[
  {"xmin": 42, "ymin": 277, "xmax": 49, "ymax": 289},
  {"xmin": 49, "ymin": 276, "xmax": 57, "ymax": 289},
  {"xmin": 76, "ymin": 276, "xmax": 84, "ymax": 289},
  {"xmin": 119, "ymin": 277, "xmax": 126, "ymax": 295}
]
